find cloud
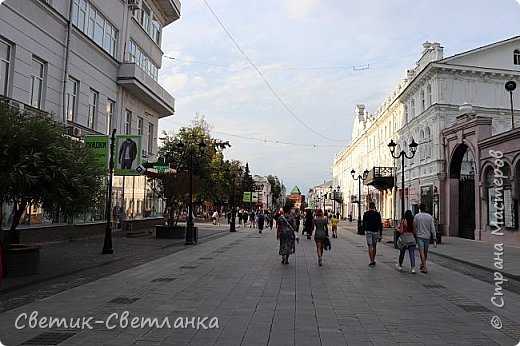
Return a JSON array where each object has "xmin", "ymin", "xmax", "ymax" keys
[{"xmin": 282, "ymin": 0, "xmax": 320, "ymax": 20}]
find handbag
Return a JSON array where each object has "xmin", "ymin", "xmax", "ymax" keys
[
  {"xmin": 323, "ymin": 237, "xmax": 332, "ymax": 251},
  {"xmin": 398, "ymin": 232, "xmax": 416, "ymax": 249}
]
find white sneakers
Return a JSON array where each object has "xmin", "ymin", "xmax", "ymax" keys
[{"xmin": 396, "ymin": 264, "xmax": 416, "ymax": 274}]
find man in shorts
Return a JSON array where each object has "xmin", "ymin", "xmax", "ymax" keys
[
  {"xmin": 414, "ymin": 203, "xmax": 436, "ymax": 273},
  {"xmin": 362, "ymin": 202, "xmax": 382, "ymax": 267}
]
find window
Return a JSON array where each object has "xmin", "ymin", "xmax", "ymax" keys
[
  {"xmin": 514, "ymin": 49, "xmax": 520, "ymax": 65},
  {"xmin": 147, "ymin": 123, "xmax": 154, "ymax": 153},
  {"xmin": 404, "ymin": 105, "xmax": 409, "ymax": 123},
  {"xmin": 421, "ymin": 90, "xmax": 425, "ymax": 112},
  {"xmin": 0, "ymin": 38, "xmax": 11, "ymax": 96},
  {"xmin": 137, "ymin": 116, "xmax": 144, "ymax": 135},
  {"xmin": 71, "ymin": 0, "xmax": 118, "ymax": 57},
  {"xmin": 140, "ymin": 2, "xmax": 151, "ymax": 33},
  {"xmin": 427, "ymin": 84, "xmax": 432, "ymax": 106},
  {"xmin": 487, "ymin": 165, "xmax": 517, "ymax": 229},
  {"xmin": 425, "ymin": 126, "xmax": 431, "ymax": 158},
  {"xmin": 30, "ymin": 57, "xmax": 45, "ymax": 109},
  {"xmin": 124, "ymin": 110, "xmax": 132, "ymax": 135},
  {"xmin": 127, "ymin": 40, "xmax": 158, "ymax": 81},
  {"xmin": 66, "ymin": 77, "xmax": 78, "ymax": 122},
  {"xmin": 88, "ymin": 89, "xmax": 98, "ymax": 129},
  {"xmin": 411, "ymin": 99, "xmax": 416, "ymax": 118},
  {"xmin": 419, "ymin": 129, "xmax": 425, "ymax": 160},
  {"xmin": 151, "ymin": 19, "xmax": 161, "ymax": 44},
  {"xmin": 106, "ymin": 99, "xmax": 114, "ymax": 135}
]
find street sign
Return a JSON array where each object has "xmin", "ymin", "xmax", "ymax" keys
[{"xmin": 143, "ymin": 161, "xmax": 171, "ymax": 173}]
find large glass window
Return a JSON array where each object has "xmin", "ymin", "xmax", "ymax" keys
[
  {"xmin": 71, "ymin": 0, "xmax": 117, "ymax": 57},
  {"xmin": 140, "ymin": 2, "xmax": 151, "ymax": 33},
  {"xmin": 106, "ymin": 99, "xmax": 114, "ymax": 135},
  {"xmin": 88, "ymin": 89, "xmax": 98, "ymax": 129},
  {"xmin": 0, "ymin": 39, "xmax": 11, "ymax": 96},
  {"xmin": 66, "ymin": 77, "xmax": 78, "ymax": 122},
  {"xmin": 127, "ymin": 40, "xmax": 158, "ymax": 81},
  {"xmin": 30, "ymin": 57, "xmax": 45, "ymax": 109}
]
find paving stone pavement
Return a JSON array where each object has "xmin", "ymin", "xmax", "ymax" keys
[{"xmin": 0, "ymin": 223, "xmax": 519, "ymax": 345}]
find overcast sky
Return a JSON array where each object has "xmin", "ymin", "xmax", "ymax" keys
[{"xmin": 158, "ymin": 0, "xmax": 520, "ymax": 195}]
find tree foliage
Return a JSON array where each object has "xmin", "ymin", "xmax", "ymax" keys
[{"xmin": 0, "ymin": 104, "xmax": 105, "ymax": 244}]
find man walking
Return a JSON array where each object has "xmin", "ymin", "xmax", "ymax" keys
[
  {"xmin": 362, "ymin": 202, "xmax": 382, "ymax": 267},
  {"xmin": 414, "ymin": 203, "xmax": 436, "ymax": 274}
]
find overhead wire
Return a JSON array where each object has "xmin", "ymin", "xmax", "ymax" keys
[{"xmin": 201, "ymin": 0, "xmax": 344, "ymax": 143}]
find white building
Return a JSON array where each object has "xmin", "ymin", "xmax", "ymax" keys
[
  {"xmin": 333, "ymin": 37, "xmax": 520, "ymax": 241},
  {"xmin": 0, "ymin": 0, "xmax": 180, "ymax": 224}
]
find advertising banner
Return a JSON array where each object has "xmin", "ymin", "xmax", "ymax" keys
[
  {"xmin": 243, "ymin": 192, "xmax": 251, "ymax": 202},
  {"xmin": 114, "ymin": 135, "xmax": 141, "ymax": 176},
  {"xmin": 84, "ymin": 135, "xmax": 109, "ymax": 171}
]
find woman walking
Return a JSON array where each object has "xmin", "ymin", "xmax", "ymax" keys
[
  {"xmin": 277, "ymin": 205, "xmax": 298, "ymax": 264},
  {"xmin": 313, "ymin": 209, "xmax": 329, "ymax": 266},
  {"xmin": 304, "ymin": 209, "xmax": 314, "ymax": 239},
  {"xmin": 395, "ymin": 210, "xmax": 417, "ymax": 273}
]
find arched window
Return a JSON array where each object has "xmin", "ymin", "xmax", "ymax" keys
[
  {"xmin": 425, "ymin": 126, "xmax": 432, "ymax": 158},
  {"xmin": 486, "ymin": 164, "xmax": 517, "ymax": 229},
  {"xmin": 419, "ymin": 129, "xmax": 425, "ymax": 160},
  {"xmin": 514, "ymin": 49, "xmax": 520, "ymax": 65}
]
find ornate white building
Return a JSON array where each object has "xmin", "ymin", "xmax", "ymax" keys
[{"xmin": 333, "ymin": 37, "xmax": 520, "ymax": 243}]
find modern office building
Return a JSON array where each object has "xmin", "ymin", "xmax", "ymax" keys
[
  {"xmin": 0, "ymin": 0, "xmax": 180, "ymax": 225},
  {"xmin": 333, "ymin": 37, "xmax": 520, "ymax": 245}
]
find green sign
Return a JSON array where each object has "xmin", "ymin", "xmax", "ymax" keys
[
  {"xmin": 243, "ymin": 192, "xmax": 251, "ymax": 202},
  {"xmin": 114, "ymin": 135, "xmax": 142, "ymax": 176},
  {"xmin": 84, "ymin": 135, "xmax": 109, "ymax": 170}
]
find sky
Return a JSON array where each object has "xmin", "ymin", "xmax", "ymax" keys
[{"xmin": 158, "ymin": 0, "xmax": 520, "ymax": 196}]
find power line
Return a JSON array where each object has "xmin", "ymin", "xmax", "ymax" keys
[{"xmin": 201, "ymin": 0, "xmax": 344, "ymax": 143}]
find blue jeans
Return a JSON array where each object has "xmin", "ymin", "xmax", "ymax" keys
[
  {"xmin": 417, "ymin": 237, "xmax": 430, "ymax": 251},
  {"xmin": 399, "ymin": 245, "xmax": 416, "ymax": 267}
]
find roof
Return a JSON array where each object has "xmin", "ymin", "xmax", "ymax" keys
[{"xmin": 290, "ymin": 186, "xmax": 301, "ymax": 195}]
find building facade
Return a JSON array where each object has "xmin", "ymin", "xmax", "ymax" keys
[
  {"xmin": 333, "ymin": 37, "xmax": 520, "ymax": 245},
  {"xmin": 0, "ymin": 0, "xmax": 180, "ymax": 225}
]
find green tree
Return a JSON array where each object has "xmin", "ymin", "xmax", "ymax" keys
[
  {"xmin": 156, "ymin": 116, "xmax": 230, "ymax": 222},
  {"xmin": 0, "ymin": 104, "xmax": 104, "ymax": 245}
]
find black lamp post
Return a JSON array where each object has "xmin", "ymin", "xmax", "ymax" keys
[
  {"xmin": 351, "ymin": 169, "xmax": 369, "ymax": 235},
  {"xmin": 177, "ymin": 139, "xmax": 206, "ymax": 245},
  {"xmin": 102, "ymin": 129, "xmax": 116, "ymax": 254},
  {"xmin": 336, "ymin": 185, "xmax": 340, "ymax": 216},
  {"xmin": 505, "ymin": 81, "xmax": 516, "ymax": 129},
  {"xmin": 225, "ymin": 164, "xmax": 241, "ymax": 232},
  {"xmin": 388, "ymin": 138, "xmax": 418, "ymax": 247}
]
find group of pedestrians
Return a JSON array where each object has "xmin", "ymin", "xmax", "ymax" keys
[
  {"xmin": 277, "ymin": 207, "xmax": 339, "ymax": 266},
  {"xmin": 362, "ymin": 202, "xmax": 437, "ymax": 274}
]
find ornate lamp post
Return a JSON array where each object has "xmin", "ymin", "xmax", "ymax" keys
[
  {"xmin": 336, "ymin": 185, "xmax": 340, "ymax": 216},
  {"xmin": 177, "ymin": 139, "xmax": 206, "ymax": 245},
  {"xmin": 351, "ymin": 169, "xmax": 369, "ymax": 235},
  {"xmin": 388, "ymin": 138, "xmax": 418, "ymax": 247}
]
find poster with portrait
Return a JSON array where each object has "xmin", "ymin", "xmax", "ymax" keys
[{"xmin": 114, "ymin": 135, "xmax": 142, "ymax": 176}]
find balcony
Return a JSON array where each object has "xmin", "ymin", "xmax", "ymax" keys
[
  {"xmin": 117, "ymin": 63, "xmax": 175, "ymax": 118},
  {"xmin": 365, "ymin": 167, "xmax": 395, "ymax": 191}
]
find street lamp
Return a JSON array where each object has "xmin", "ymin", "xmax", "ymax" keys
[
  {"xmin": 336, "ymin": 185, "xmax": 340, "ymax": 217},
  {"xmin": 388, "ymin": 138, "xmax": 418, "ymax": 247},
  {"xmin": 177, "ymin": 139, "xmax": 206, "ymax": 245},
  {"xmin": 225, "ymin": 164, "xmax": 241, "ymax": 232},
  {"xmin": 351, "ymin": 169, "xmax": 369, "ymax": 235},
  {"xmin": 505, "ymin": 81, "xmax": 516, "ymax": 129}
]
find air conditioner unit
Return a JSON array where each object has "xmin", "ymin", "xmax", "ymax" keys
[
  {"xmin": 128, "ymin": 0, "xmax": 141, "ymax": 10},
  {"xmin": 65, "ymin": 126, "xmax": 82, "ymax": 137}
]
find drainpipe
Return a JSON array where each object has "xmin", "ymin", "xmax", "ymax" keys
[{"xmin": 61, "ymin": 0, "xmax": 74, "ymax": 126}]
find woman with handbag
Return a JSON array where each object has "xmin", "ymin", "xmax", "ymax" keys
[
  {"xmin": 277, "ymin": 205, "xmax": 298, "ymax": 264},
  {"xmin": 395, "ymin": 210, "xmax": 417, "ymax": 274},
  {"xmin": 313, "ymin": 209, "xmax": 329, "ymax": 266}
]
